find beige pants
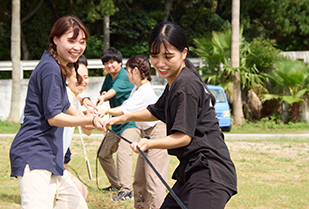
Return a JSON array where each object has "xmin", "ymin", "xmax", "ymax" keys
[
  {"xmin": 18, "ymin": 164, "xmax": 88, "ymax": 209},
  {"xmin": 98, "ymin": 127, "xmax": 141, "ymax": 192},
  {"xmin": 134, "ymin": 121, "xmax": 170, "ymax": 209}
]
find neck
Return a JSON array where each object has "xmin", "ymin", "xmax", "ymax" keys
[{"xmin": 136, "ymin": 79, "xmax": 148, "ymax": 89}]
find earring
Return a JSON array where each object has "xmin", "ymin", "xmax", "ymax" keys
[{"xmin": 66, "ymin": 81, "xmax": 69, "ymax": 85}]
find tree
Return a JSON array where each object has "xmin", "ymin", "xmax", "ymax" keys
[
  {"xmin": 163, "ymin": 0, "xmax": 173, "ymax": 22},
  {"xmin": 7, "ymin": 0, "xmax": 21, "ymax": 123},
  {"xmin": 263, "ymin": 58, "xmax": 309, "ymax": 122},
  {"xmin": 231, "ymin": 0, "xmax": 243, "ymax": 125},
  {"xmin": 87, "ymin": 0, "xmax": 120, "ymax": 51}
]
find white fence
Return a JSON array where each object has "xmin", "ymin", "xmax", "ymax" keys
[
  {"xmin": 0, "ymin": 58, "xmax": 204, "ymax": 120},
  {"xmin": 0, "ymin": 58, "xmax": 205, "ymax": 79}
]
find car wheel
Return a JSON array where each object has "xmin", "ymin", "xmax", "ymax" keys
[{"xmin": 221, "ymin": 126, "xmax": 231, "ymax": 132}]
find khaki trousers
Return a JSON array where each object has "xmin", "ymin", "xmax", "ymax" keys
[
  {"xmin": 133, "ymin": 121, "xmax": 170, "ymax": 209},
  {"xmin": 18, "ymin": 164, "xmax": 88, "ymax": 209},
  {"xmin": 98, "ymin": 127, "xmax": 141, "ymax": 192}
]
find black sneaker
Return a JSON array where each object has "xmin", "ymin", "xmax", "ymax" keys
[
  {"xmin": 112, "ymin": 191, "xmax": 133, "ymax": 201},
  {"xmin": 102, "ymin": 186, "xmax": 118, "ymax": 192}
]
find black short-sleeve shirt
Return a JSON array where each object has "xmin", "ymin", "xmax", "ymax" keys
[{"xmin": 147, "ymin": 67, "xmax": 237, "ymax": 192}]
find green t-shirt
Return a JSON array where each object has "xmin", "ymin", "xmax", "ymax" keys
[{"xmin": 100, "ymin": 68, "xmax": 136, "ymax": 134}]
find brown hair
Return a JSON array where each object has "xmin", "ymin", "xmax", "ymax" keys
[
  {"xmin": 125, "ymin": 55, "xmax": 152, "ymax": 81},
  {"xmin": 48, "ymin": 16, "xmax": 89, "ymax": 84}
]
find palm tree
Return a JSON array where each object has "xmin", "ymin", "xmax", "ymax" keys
[
  {"xmin": 231, "ymin": 0, "xmax": 243, "ymax": 125},
  {"xmin": 263, "ymin": 58, "xmax": 309, "ymax": 122},
  {"xmin": 192, "ymin": 26, "xmax": 265, "ymax": 119}
]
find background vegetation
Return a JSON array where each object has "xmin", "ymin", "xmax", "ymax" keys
[
  {"xmin": 1, "ymin": 0, "xmax": 309, "ymax": 60},
  {"xmin": 2, "ymin": 0, "xmax": 309, "ymax": 123}
]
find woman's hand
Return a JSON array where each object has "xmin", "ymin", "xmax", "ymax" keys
[
  {"xmin": 97, "ymin": 108, "xmax": 109, "ymax": 117},
  {"xmin": 83, "ymin": 98, "xmax": 98, "ymax": 111},
  {"xmin": 130, "ymin": 138, "xmax": 150, "ymax": 154},
  {"xmin": 103, "ymin": 115, "xmax": 127, "ymax": 134},
  {"xmin": 92, "ymin": 116, "xmax": 104, "ymax": 131}
]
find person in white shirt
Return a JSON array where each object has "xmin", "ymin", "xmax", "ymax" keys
[
  {"xmin": 63, "ymin": 55, "xmax": 94, "ymax": 199},
  {"xmin": 98, "ymin": 55, "xmax": 170, "ymax": 209}
]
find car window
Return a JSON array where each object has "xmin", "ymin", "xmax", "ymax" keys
[{"xmin": 208, "ymin": 89, "xmax": 226, "ymax": 103}]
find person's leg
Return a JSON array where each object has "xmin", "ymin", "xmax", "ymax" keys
[
  {"xmin": 160, "ymin": 181, "xmax": 185, "ymax": 209},
  {"xmin": 66, "ymin": 170, "xmax": 88, "ymax": 199},
  {"xmin": 161, "ymin": 155, "xmax": 233, "ymax": 209},
  {"xmin": 145, "ymin": 148, "xmax": 170, "ymax": 209},
  {"xmin": 133, "ymin": 154, "xmax": 149, "ymax": 208},
  {"xmin": 117, "ymin": 127, "xmax": 141, "ymax": 192},
  {"xmin": 53, "ymin": 170, "xmax": 88, "ymax": 209},
  {"xmin": 18, "ymin": 164, "xmax": 56, "ymax": 209},
  {"xmin": 144, "ymin": 122, "xmax": 170, "ymax": 209},
  {"xmin": 97, "ymin": 131, "xmax": 120, "ymax": 189}
]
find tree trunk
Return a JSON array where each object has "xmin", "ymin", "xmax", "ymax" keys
[
  {"xmin": 103, "ymin": 15, "xmax": 110, "ymax": 50},
  {"xmin": 7, "ymin": 0, "xmax": 21, "ymax": 123},
  {"xmin": 21, "ymin": 30, "xmax": 29, "ymax": 60},
  {"xmin": 231, "ymin": 0, "xmax": 244, "ymax": 125},
  {"xmin": 163, "ymin": 0, "xmax": 173, "ymax": 22}
]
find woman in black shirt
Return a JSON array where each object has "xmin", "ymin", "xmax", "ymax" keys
[{"xmin": 103, "ymin": 22, "xmax": 237, "ymax": 209}]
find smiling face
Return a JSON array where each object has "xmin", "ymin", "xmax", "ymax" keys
[
  {"xmin": 53, "ymin": 29, "xmax": 86, "ymax": 66},
  {"xmin": 104, "ymin": 59, "xmax": 122, "ymax": 79},
  {"xmin": 66, "ymin": 64, "xmax": 89, "ymax": 96},
  {"xmin": 150, "ymin": 42, "xmax": 187, "ymax": 85}
]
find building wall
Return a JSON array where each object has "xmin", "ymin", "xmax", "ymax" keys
[{"xmin": 0, "ymin": 76, "xmax": 167, "ymax": 121}]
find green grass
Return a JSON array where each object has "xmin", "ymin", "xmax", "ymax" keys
[
  {"xmin": 2, "ymin": 118, "xmax": 309, "ymax": 135},
  {"xmin": 0, "ymin": 121, "xmax": 20, "ymax": 134},
  {"xmin": 1, "ymin": 136, "xmax": 309, "ymax": 208},
  {"xmin": 229, "ymin": 117, "xmax": 309, "ymax": 134}
]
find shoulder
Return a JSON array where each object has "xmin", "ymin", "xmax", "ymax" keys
[
  {"xmin": 172, "ymin": 67, "xmax": 201, "ymax": 93},
  {"xmin": 35, "ymin": 51, "xmax": 60, "ymax": 77},
  {"xmin": 117, "ymin": 68, "xmax": 128, "ymax": 78}
]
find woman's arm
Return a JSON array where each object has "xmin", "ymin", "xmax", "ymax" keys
[
  {"xmin": 103, "ymin": 109, "xmax": 158, "ymax": 133},
  {"xmin": 47, "ymin": 112, "xmax": 103, "ymax": 130},
  {"xmin": 131, "ymin": 131, "xmax": 192, "ymax": 153},
  {"xmin": 98, "ymin": 106, "xmax": 124, "ymax": 117}
]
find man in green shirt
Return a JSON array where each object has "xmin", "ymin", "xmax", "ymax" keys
[{"xmin": 97, "ymin": 47, "xmax": 140, "ymax": 201}]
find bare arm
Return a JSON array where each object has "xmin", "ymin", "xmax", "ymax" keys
[
  {"xmin": 76, "ymin": 95, "xmax": 98, "ymax": 111},
  {"xmin": 96, "ymin": 89, "xmax": 116, "ymax": 106},
  {"xmin": 103, "ymin": 109, "xmax": 158, "ymax": 133},
  {"xmin": 131, "ymin": 131, "xmax": 192, "ymax": 153},
  {"xmin": 98, "ymin": 106, "xmax": 124, "ymax": 117},
  {"xmin": 47, "ymin": 112, "xmax": 104, "ymax": 131}
]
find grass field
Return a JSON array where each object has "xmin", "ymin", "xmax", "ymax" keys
[{"xmin": 1, "ymin": 134, "xmax": 309, "ymax": 209}]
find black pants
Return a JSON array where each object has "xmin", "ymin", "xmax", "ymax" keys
[{"xmin": 160, "ymin": 153, "xmax": 234, "ymax": 209}]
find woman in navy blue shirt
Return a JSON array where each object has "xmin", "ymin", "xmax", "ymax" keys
[
  {"xmin": 103, "ymin": 22, "xmax": 237, "ymax": 209},
  {"xmin": 10, "ymin": 16, "xmax": 103, "ymax": 209}
]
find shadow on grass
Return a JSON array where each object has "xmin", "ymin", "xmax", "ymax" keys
[{"xmin": 0, "ymin": 193, "xmax": 20, "ymax": 205}]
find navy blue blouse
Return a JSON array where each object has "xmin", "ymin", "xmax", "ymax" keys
[{"xmin": 10, "ymin": 51, "xmax": 70, "ymax": 177}]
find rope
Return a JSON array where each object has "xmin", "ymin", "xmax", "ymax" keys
[{"xmin": 107, "ymin": 128, "xmax": 187, "ymax": 209}]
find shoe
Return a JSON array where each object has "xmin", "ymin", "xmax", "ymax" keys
[
  {"xmin": 112, "ymin": 191, "xmax": 133, "ymax": 201},
  {"xmin": 102, "ymin": 186, "xmax": 118, "ymax": 192}
]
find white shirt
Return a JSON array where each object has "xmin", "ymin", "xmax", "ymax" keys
[
  {"xmin": 120, "ymin": 82, "xmax": 158, "ymax": 130},
  {"xmin": 63, "ymin": 87, "xmax": 81, "ymax": 158}
]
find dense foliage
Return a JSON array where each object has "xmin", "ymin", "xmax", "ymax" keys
[{"xmin": 1, "ymin": 0, "xmax": 309, "ymax": 61}]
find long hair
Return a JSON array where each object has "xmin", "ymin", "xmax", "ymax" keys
[
  {"xmin": 148, "ymin": 21, "xmax": 216, "ymax": 105},
  {"xmin": 49, "ymin": 16, "xmax": 89, "ymax": 84},
  {"xmin": 125, "ymin": 55, "xmax": 152, "ymax": 81}
]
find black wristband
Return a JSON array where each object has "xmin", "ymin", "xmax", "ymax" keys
[
  {"xmin": 82, "ymin": 97, "xmax": 91, "ymax": 105},
  {"xmin": 92, "ymin": 116, "xmax": 97, "ymax": 126}
]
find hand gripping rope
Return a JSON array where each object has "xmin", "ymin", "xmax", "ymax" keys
[{"xmin": 107, "ymin": 128, "xmax": 187, "ymax": 209}]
